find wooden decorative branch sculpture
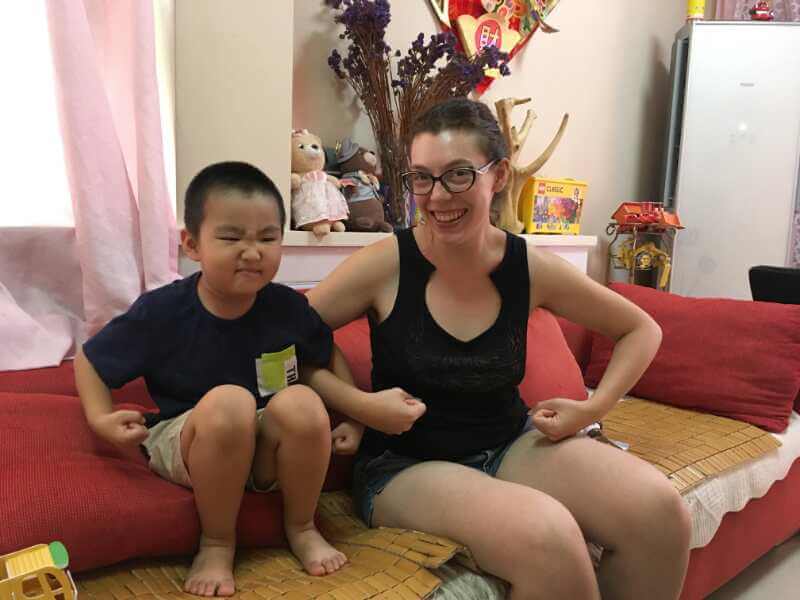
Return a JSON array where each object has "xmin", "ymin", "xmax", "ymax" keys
[{"xmin": 494, "ymin": 97, "xmax": 569, "ymax": 233}]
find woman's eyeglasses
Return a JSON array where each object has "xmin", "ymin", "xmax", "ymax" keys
[{"xmin": 401, "ymin": 160, "xmax": 497, "ymax": 195}]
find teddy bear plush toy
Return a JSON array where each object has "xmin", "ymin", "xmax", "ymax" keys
[
  {"xmin": 336, "ymin": 138, "xmax": 393, "ymax": 233},
  {"xmin": 291, "ymin": 129, "xmax": 349, "ymax": 237}
]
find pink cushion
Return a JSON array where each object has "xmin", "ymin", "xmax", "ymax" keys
[
  {"xmin": 584, "ymin": 283, "xmax": 800, "ymax": 433},
  {"xmin": 334, "ymin": 311, "xmax": 588, "ymax": 409}
]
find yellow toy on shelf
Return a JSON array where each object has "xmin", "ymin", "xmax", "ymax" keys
[
  {"xmin": 0, "ymin": 542, "xmax": 76, "ymax": 600},
  {"xmin": 614, "ymin": 240, "xmax": 673, "ymax": 290},
  {"xmin": 518, "ymin": 176, "xmax": 587, "ymax": 234}
]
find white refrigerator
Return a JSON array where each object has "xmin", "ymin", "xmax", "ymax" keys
[{"xmin": 659, "ymin": 21, "xmax": 800, "ymax": 299}]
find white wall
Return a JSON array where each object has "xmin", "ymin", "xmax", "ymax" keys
[
  {"xmin": 293, "ymin": 1, "xmax": 686, "ymax": 280},
  {"xmin": 176, "ymin": 0, "xmax": 293, "ymax": 229},
  {"xmin": 154, "ymin": 0, "xmax": 177, "ymax": 216}
]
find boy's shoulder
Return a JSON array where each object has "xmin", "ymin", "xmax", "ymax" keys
[
  {"xmin": 257, "ymin": 282, "xmax": 314, "ymax": 314},
  {"xmin": 125, "ymin": 274, "xmax": 198, "ymax": 322}
]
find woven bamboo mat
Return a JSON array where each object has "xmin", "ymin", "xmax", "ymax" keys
[
  {"xmin": 77, "ymin": 544, "xmax": 440, "ymax": 600},
  {"xmin": 75, "ymin": 399, "xmax": 782, "ymax": 598},
  {"xmin": 76, "ymin": 493, "xmax": 469, "ymax": 600},
  {"xmin": 317, "ymin": 493, "xmax": 478, "ymax": 572},
  {"xmin": 603, "ymin": 397, "xmax": 782, "ymax": 493}
]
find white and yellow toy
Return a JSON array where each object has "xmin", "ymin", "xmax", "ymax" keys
[
  {"xmin": 0, "ymin": 542, "xmax": 76, "ymax": 600},
  {"xmin": 615, "ymin": 240, "xmax": 673, "ymax": 290}
]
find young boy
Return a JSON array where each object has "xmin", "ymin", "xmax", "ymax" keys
[{"xmin": 75, "ymin": 162, "xmax": 360, "ymax": 597}]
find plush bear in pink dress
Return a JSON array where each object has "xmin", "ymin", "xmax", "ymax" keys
[{"xmin": 290, "ymin": 129, "xmax": 348, "ymax": 238}]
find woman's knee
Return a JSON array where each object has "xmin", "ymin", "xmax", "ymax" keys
[
  {"xmin": 263, "ymin": 384, "xmax": 329, "ymax": 437},
  {"xmin": 652, "ymin": 480, "xmax": 692, "ymax": 544},
  {"xmin": 513, "ymin": 493, "xmax": 590, "ymax": 566},
  {"xmin": 483, "ymin": 491, "xmax": 597, "ymax": 596},
  {"xmin": 193, "ymin": 385, "xmax": 258, "ymax": 442},
  {"xmin": 628, "ymin": 476, "xmax": 692, "ymax": 550},
  {"xmin": 459, "ymin": 487, "xmax": 589, "ymax": 570}
]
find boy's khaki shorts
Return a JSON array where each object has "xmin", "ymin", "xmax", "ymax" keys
[{"xmin": 141, "ymin": 407, "xmax": 278, "ymax": 493}]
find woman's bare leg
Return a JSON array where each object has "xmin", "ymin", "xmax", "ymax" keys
[
  {"xmin": 372, "ymin": 461, "xmax": 601, "ymax": 600},
  {"xmin": 496, "ymin": 433, "xmax": 691, "ymax": 600}
]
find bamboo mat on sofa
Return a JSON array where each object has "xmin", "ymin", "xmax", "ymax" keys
[
  {"xmin": 75, "ymin": 398, "xmax": 780, "ymax": 599},
  {"xmin": 76, "ymin": 492, "xmax": 472, "ymax": 600},
  {"xmin": 603, "ymin": 397, "xmax": 782, "ymax": 493}
]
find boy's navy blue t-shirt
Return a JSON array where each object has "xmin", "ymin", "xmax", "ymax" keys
[{"xmin": 83, "ymin": 273, "xmax": 333, "ymax": 426}]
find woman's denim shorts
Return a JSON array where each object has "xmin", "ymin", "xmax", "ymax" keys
[{"xmin": 352, "ymin": 419, "xmax": 533, "ymax": 527}]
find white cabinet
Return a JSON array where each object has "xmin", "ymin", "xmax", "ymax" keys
[
  {"xmin": 179, "ymin": 233, "xmax": 597, "ymax": 287},
  {"xmin": 274, "ymin": 233, "xmax": 597, "ymax": 288},
  {"xmin": 661, "ymin": 21, "xmax": 800, "ymax": 299}
]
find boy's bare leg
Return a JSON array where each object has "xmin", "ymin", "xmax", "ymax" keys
[
  {"xmin": 180, "ymin": 385, "xmax": 258, "ymax": 597},
  {"xmin": 252, "ymin": 384, "xmax": 347, "ymax": 576}
]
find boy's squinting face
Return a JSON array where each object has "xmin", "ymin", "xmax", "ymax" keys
[{"xmin": 183, "ymin": 190, "xmax": 283, "ymax": 299}]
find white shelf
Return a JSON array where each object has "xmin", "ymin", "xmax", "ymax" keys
[
  {"xmin": 282, "ymin": 230, "xmax": 390, "ymax": 247},
  {"xmin": 282, "ymin": 230, "xmax": 597, "ymax": 249},
  {"xmin": 521, "ymin": 234, "xmax": 598, "ymax": 248},
  {"xmin": 276, "ymin": 231, "xmax": 597, "ymax": 286}
]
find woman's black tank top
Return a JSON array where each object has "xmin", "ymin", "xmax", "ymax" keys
[{"xmin": 363, "ymin": 227, "xmax": 530, "ymax": 460}]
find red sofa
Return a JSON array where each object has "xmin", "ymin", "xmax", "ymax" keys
[
  {"xmin": 560, "ymin": 318, "xmax": 800, "ymax": 599},
  {"xmin": 1, "ymin": 315, "xmax": 798, "ymax": 599}
]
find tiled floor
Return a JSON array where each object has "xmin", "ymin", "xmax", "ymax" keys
[{"xmin": 707, "ymin": 534, "xmax": 800, "ymax": 599}]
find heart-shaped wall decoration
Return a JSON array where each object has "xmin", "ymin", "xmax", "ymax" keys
[{"xmin": 427, "ymin": 0, "xmax": 562, "ymax": 93}]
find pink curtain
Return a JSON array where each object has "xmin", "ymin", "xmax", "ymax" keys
[
  {"xmin": 716, "ymin": 0, "xmax": 800, "ymax": 20},
  {"xmin": 0, "ymin": 1, "xmax": 178, "ymax": 371}
]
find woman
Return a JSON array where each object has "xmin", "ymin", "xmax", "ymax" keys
[{"xmin": 306, "ymin": 98, "xmax": 691, "ymax": 599}]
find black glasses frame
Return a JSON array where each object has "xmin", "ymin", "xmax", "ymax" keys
[{"xmin": 401, "ymin": 160, "xmax": 497, "ymax": 195}]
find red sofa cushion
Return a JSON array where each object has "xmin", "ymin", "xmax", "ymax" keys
[
  {"xmin": 0, "ymin": 392, "xmax": 289, "ymax": 572},
  {"xmin": 0, "ymin": 389, "xmax": 358, "ymax": 572},
  {"xmin": 0, "ymin": 361, "xmax": 155, "ymax": 408},
  {"xmin": 334, "ymin": 311, "xmax": 588, "ymax": 407},
  {"xmin": 333, "ymin": 318, "xmax": 373, "ymax": 391},
  {"xmin": 0, "ymin": 362, "xmax": 77, "ymax": 395},
  {"xmin": 1, "ymin": 312, "xmax": 584, "ymax": 573},
  {"xmin": 556, "ymin": 317, "xmax": 593, "ymax": 374},
  {"xmin": 522, "ymin": 309, "xmax": 588, "ymax": 406},
  {"xmin": 584, "ymin": 283, "xmax": 800, "ymax": 433},
  {"xmin": 1, "ymin": 391, "xmax": 199, "ymax": 572}
]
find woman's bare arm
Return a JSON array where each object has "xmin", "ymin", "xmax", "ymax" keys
[{"xmin": 529, "ymin": 246, "xmax": 662, "ymax": 419}]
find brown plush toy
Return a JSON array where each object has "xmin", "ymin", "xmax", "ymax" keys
[
  {"xmin": 336, "ymin": 138, "xmax": 393, "ymax": 233},
  {"xmin": 291, "ymin": 129, "xmax": 349, "ymax": 237}
]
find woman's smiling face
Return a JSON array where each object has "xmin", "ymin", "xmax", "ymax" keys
[{"xmin": 409, "ymin": 129, "xmax": 507, "ymax": 243}]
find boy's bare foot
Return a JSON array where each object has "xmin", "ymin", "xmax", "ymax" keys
[
  {"xmin": 285, "ymin": 522, "xmax": 348, "ymax": 576},
  {"xmin": 184, "ymin": 536, "xmax": 236, "ymax": 597}
]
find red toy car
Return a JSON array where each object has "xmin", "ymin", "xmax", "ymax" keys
[
  {"xmin": 607, "ymin": 202, "xmax": 684, "ymax": 235},
  {"xmin": 749, "ymin": 1, "xmax": 775, "ymax": 20}
]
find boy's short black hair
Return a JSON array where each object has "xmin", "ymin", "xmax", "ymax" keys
[{"xmin": 184, "ymin": 161, "xmax": 285, "ymax": 237}]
